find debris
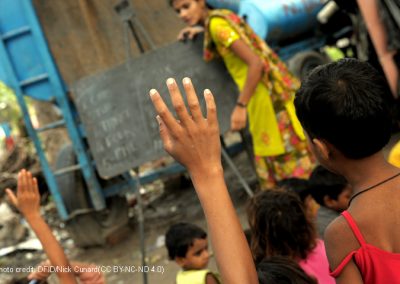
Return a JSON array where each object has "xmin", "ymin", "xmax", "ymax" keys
[
  {"xmin": 0, "ymin": 202, "xmax": 27, "ymax": 247},
  {"xmin": 0, "ymin": 238, "xmax": 42, "ymax": 257},
  {"xmin": 0, "ymin": 140, "xmax": 42, "ymax": 197}
]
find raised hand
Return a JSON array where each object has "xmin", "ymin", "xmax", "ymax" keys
[
  {"xmin": 149, "ymin": 78, "xmax": 258, "ymax": 284},
  {"xmin": 6, "ymin": 169, "xmax": 40, "ymax": 218},
  {"xmin": 149, "ymin": 77, "xmax": 222, "ymax": 178}
]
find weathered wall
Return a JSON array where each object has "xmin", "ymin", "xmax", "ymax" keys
[{"xmin": 32, "ymin": 0, "xmax": 185, "ymax": 86}]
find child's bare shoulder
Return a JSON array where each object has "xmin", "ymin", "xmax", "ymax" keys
[{"xmin": 324, "ymin": 215, "xmax": 359, "ymax": 269}]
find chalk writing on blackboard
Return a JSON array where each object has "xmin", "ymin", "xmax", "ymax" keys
[{"xmin": 73, "ymin": 34, "xmax": 238, "ymax": 178}]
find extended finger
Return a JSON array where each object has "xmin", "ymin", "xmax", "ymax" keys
[
  {"xmin": 22, "ymin": 169, "xmax": 30, "ymax": 193},
  {"xmin": 5, "ymin": 188, "xmax": 18, "ymax": 207},
  {"xmin": 183, "ymin": 77, "xmax": 203, "ymax": 122},
  {"xmin": 166, "ymin": 78, "xmax": 192, "ymax": 125},
  {"xmin": 188, "ymin": 31, "xmax": 195, "ymax": 40},
  {"xmin": 149, "ymin": 88, "xmax": 181, "ymax": 133},
  {"xmin": 156, "ymin": 115, "xmax": 174, "ymax": 153},
  {"xmin": 18, "ymin": 170, "xmax": 26, "ymax": 195},
  {"xmin": 27, "ymin": 171, "xmax": 34, "ymax": 193},
  {"xmin": 204, "ymin": 89, "xmax": 218, "ymax": 129},
  {"xmin": 33, "ymin": 177, "xmax": 40, "ymax": 196}
]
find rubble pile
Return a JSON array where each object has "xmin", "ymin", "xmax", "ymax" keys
[{"xmin": 0, "ymin": 141, "xmax": 41, "ymax": 197}]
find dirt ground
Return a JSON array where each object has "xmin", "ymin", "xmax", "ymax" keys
[{"xmin": 0, "ymin": 150, "xmax": 257, "ymax": 284}]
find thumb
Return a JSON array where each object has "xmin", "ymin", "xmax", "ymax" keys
[
  {"xmin": 5, "ymin": 188, "xmax": 18, "ymax": 208},
  {"xmin": 188, "ymin": 31, "xmax": 195, "ymax": 40}
]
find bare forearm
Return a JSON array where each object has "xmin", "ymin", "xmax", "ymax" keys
[
  {"xmin": 191, "ymin": 171, "xmax": 258, "ymax": 284},
  {"xmin": 26, "ymin": 214, "xmax": 77, "ymax": 283},
  {"xmin": 357, "ymin": 0, "xmax": 389, "ymax": 56},
  {"xmin": 357, "ymin": 0, "xmax": 398, "ymax": 96}
]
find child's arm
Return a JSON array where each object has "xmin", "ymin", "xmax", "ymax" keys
[
  {"xmin": 149, "ymin": 78, "xmax": 258, "ymax": 284},
  {"xmin": 6, "ymin": 169, "xmax": 77, "ymax": 284},
  {"xmin": 324, "ymin": 218, "xmax": 363, "ymax": 283}
]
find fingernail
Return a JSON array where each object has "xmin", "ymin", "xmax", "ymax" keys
[
  {"xmin": 166, "ymin": 78, "xmax": 175, "ymax": 86},
  {"xmin": 204, "ymin": 89, "xmax": 211, "ymax": 96},
  {"xmin": 149, "ymin": 89, "xmax": 157, "ymax": 96},
  {"xmin": 183, "ymin": 77, "xmax": 191, "ymax": 85}
]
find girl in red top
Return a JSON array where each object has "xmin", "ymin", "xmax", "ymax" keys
[{"xmin": 294, "ymin": 58, "xmax": 400, "ymax": 283}]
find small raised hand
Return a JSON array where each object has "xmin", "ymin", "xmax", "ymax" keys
[{"xmin": 6, "ymin": 169, "xmax": 40, "ymax": 218}]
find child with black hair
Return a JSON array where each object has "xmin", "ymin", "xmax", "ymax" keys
[
  {"xmin": 247, "ymin": 189, "xmax": 334, "ymax": 283},
  {"xmin": 309, "ymin": 165, "xmax": 352, "ymax": 238},
  {"xmin": 165, "ymin": 222, "xmax": 220, "ymax": 284},
  {"xmin": 257, "ymin": 256, "xmax": 317, "ymax": 284},
  {"xmin": 277, "ymin": 178, "xmax": 319, "ymax": 221},
  {"xmin": 294, "ymin": 58, "xmax": 400, "ymax": 283}
]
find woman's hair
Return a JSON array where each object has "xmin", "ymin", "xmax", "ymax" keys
[
  {"xmin": 257, "ymin": 256, "xmax": 317, "ymax": 284},
  {"xmin": 247, "ymin": 189, "xmax": 316, "ymax": 264}
]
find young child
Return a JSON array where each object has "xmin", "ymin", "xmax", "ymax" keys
[
  {"xmin": 277, "ymin": 178, "xmax": 319, "ymax": 221},
  {"xmin": 247, "ymin": 189, "xmax": 334, "ymax": 283},
  {"xmin": 165, "ymin": 222, "xmax": 220, "ymax": 284},
  {"xmin": 257, "ymin": 256, "xmax": 317, "ymax": 284},
  {"xmin": 6, "ymin": 169, "xmax": 77, "ymax": 284},
  {"xmin": 294, "ymin": 58, "xmax": 400, "ymax": 283},
  {"xmin": 309, "ymin": 165, "xmax": 352, "ymax": 238}
]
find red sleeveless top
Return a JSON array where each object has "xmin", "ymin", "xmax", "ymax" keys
[{"xmin": 330, "ymin": 211, "xmax": 400, "ymax": 283}]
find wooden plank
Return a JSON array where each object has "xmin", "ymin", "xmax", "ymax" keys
[{"xmin": 32, "ymin": 0, "xmax": 185, "ymax": 86}]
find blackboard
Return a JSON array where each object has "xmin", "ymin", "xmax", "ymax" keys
[{"xmin": 72, "ymin": 35, "xmax": 238, "ymax": 179}]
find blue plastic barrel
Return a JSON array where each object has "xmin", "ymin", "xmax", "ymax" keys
[
  {"xmin": 239, "ymin": 0, "xmax": 325, "ymax": 42},
  {"xmin": 207, "ymin": 0, "xmax": 240, "ymax": 13}
]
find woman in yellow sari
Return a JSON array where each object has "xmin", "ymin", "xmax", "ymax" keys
[{"xmin": 172, "ymin": 0, "xmax": 314, "ymax": 189}]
